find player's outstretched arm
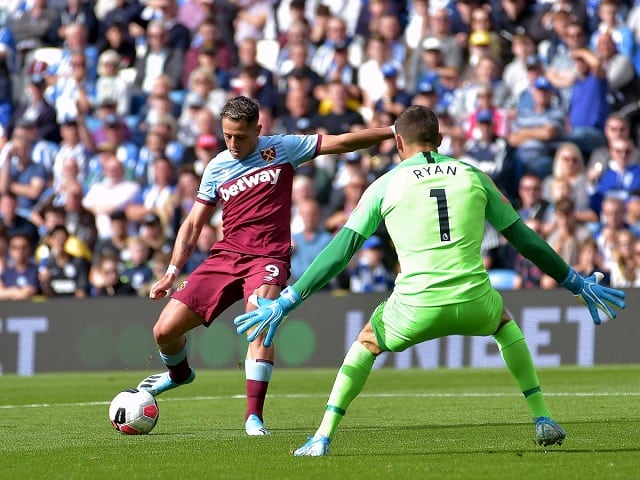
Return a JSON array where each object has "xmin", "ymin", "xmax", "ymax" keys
[
  {"xmin": 318, "ymin": 126, "xmax": 395, "ymax": 155},
  {"xmin": 500, "ymin": 219, "xmax": 626, "ymax": 324}
]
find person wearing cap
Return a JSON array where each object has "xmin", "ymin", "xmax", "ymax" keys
[
  {"xmin": 348, "ymin": 234, "xmax": 394, "ymax": 293},
  {"xmin": 8, "ymin": 57, "xmax": 59, "ymax": 143},
  {"xmin": 407, "ymin": 7, "xmax": 463, "ymax": 91},
  {"xmin": 374, "ymin": 63, "xmax": 413, "ymax": 118},
  {"xmin": 135, "ymin": 95, "xmax": 396, "ymax": 437},
  {"xmin": 507, "ymin": 75, "xmax": 566, "ymax": 180},
  {"xmin": 191, "ymin": 133, "xmax": 221, "ymax": 175},
  {"xmin": 234, "ymin": 105, "xmax": 625, "ymax": 456},
  {"xmin": 464, "ymin": 107, "xmax": 514, "ymax": 198},
  {"xmin": 95, "ymin": 49, "xmax": 130, "ymax": 116}
]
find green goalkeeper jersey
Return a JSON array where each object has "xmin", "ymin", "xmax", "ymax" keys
[
  {"xmin": 292, "ymin": 150, "xmax": 569, "ymax": 304},
  {"xmin": 342, "ymin": 151, "xmax": 520, "ymax": 306}
]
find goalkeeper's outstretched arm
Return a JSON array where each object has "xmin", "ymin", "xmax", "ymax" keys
[{"xmin": 293, "ymin": 227, "xmax": 367, "ymax": 301}]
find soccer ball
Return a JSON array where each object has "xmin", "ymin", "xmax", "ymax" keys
[{"xmin": 109, "ymin": 388, "xmax": 159, "ymax": 435}]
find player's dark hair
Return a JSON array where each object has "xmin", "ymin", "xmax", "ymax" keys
[
  {"xmin": 221, "ymin": 96, "xmax": 260, "ymax": 125},
  {"xmin": 395, "ymin": 105, "xmax": 439, "ymax": 146}
]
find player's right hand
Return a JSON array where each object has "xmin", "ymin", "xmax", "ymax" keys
[
  {"xmin": 149, "ymin": 274, "xmax": 175, "ymax": 300},
  {"xmin": 560, "ymin": 269, "xmax": 626, "ymax": 324}
]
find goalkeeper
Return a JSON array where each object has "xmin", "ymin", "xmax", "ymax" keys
[{"xmin": 234, "ymin": 106, "xmax": 626, "ymax": 456}]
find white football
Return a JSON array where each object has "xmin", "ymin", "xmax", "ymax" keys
[{"xmin": 109, "ymin": 388, "xmax": 159, "ymax": 435}]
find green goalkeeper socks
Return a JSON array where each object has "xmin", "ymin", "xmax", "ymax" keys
[
  {"xmin": 494, "ymin": 320, "xmax": 552, "ymax": 419},
  {"xmin": 315, "ymin": 341, "xmax": 376, "ymax": 439}
]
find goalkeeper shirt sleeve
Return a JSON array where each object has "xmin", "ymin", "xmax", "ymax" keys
[
  {"xmin": 499, "ymin": 218, "xmax": 570, "ymax": 284},
  {"xmin": 292, "ymin": 227, "xmax": 366, "ymax": 300}
]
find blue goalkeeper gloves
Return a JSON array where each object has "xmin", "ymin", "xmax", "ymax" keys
[
  {"xmin": 560, "ymin": 268, "xmax": 626, "ymax": 325},
  {"xmin": 234, "ymin": 286, "xmax": 302, "ymax": 347}
]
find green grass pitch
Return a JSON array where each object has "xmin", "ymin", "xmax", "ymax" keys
[{"xmin": 1, "ymin": 366, "xmax": 639, "ymax": 479}]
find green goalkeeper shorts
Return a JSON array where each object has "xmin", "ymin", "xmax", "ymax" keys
[{"xmin": 370, "ymin": 288, "xmax": 505, "ymax": 352}]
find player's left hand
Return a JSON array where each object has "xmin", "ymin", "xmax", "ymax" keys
[
  {"xmin": 561, "ymin": 269, "xmax": 626, "ymax": 324},
  {"xmin": 234, "ymin": 286, "xmax": 301, "ymax": 347}
]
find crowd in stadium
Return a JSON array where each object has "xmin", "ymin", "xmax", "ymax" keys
[{"xmin": 0, "ymin": 0, "xmax": 640, "ymax": 300}]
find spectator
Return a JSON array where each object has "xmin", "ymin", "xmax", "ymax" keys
[
  {"xmin": 592, "ymin": 196, "xmax": 639, "ymax": 271},
  {"xmin": 626, "ymin": 192, "xmax": 640, "ymax": 232},
  {"xmin": 133, "ymin": 20, "xmax": 184, "ymax": 94},
  {"xmin": 93, "ymin": 209, "xmax": 132, "ymax": 265},
  {"xmin": 589, "ymin": 113, "xmax": 639, "ymax": 175},
  {"xmin": 450, "ymin": 55, "xmax": 510, "ymax": 127},
  {"xmin": 0, "ymin": 191, "xmax": 40, "ymax": 250},
  {"xmin": 492, "ymin": 0, "xmax": 537, "ymax": 65},
  {"xmin": 290, "ymin": 197, "xmax": 333, "ymax": 282},
  {"xmin": 545, "ymin": 20, "xmax": 589, "ymax": 108},
  {"xmin": 403, "ymin": 0, "xmax": 429, "ymax": 51},
  {"xmin": 274, "ymin": 85, "xmax": 318, "ymax": 135},
  {"xmin": 0, "ymin": 232, "xmax": 39, "ymax": 300},
  {"xmin": 91, "ymin": 251, "xmax": 138, "ymax": 296},
  {"xmin": 95, "ymin": 49, "xmax": 131, "ymax": 116},
  {"xmin": 183, "ymin": 221, "xmax": 217, "ymax": 274},
  {"xmin": 38, "ymin": 224, "xmax": 90, "ymax": 298},
  {"xmin": 82, "ymin": 156, "xmax": 141, "ymax": 239},
  {"xmin": 589, "ymin": 0, "xmax": 634, "ymax": 59},
  {"xmin": 0, "ymin": 224, "xmax": 8, "ymax": 275},
  {"xmin": 545, "ymin": 198, "xmax": 592, "ymax": 269},
  {"xmin": 608, "ymin": 228, "xmax": 640, "ymax": 288},
  {"xmin": 96, "ymin": 18, "xmax": 137, "ymax": 69},
  {"xmin": 589, "ymin": 137, "xmax": 640, "ymax": 214},
  {"xmin": 326, "ymin": 168, "xmax": 368, "ymax": 234},
  {"xmin": 502, "ymin": 34, "xmax": 538, "ymax": 102},
  {"xmin": 316, "ymin": 80, "xmax": 364, "ymax": 135},
  {"xmin": 126, "ymin": 156, "xmax": 176, "ymax": 232},
  {"xmin": 52, "ymin": 22, "xmax": 99, "ymax": 83},
  {"xmin": 357, "ymin": 33, "xmax": 403, "ymax": 116},
  {"xmin": 572, "ymin": 236, "xmax": 611, "ymax": 286},
  {"xmin": 50, "ymin": 115, "xmax": 92, "ymax": 190},
  {"xmin": 462, "ymin": 108, "xmax": 513, "ymax": 198},
  {"xmin": 507, "ymin": 76, "xmax": 566, "ymax": 180},
  {"xmin": 373, "ymin": 64, "xmax": 413, "ymax": 118},
  {"xmin": 185, "ymin": 67, "xmax": 227, "ymax": 118},
  {"xmin": 0, "ymin": 131, "xmax": 48, "ymax": 217},
  {"xmin": 314, "ymin": 39, "xmax": 359, "ymax": 104},
  {"xmin": 59, "ymin": 180, "xmax": 97, "ymax": 253},
  {"xmin": 120, "ymin": 237, "xmax": 154, "ymax": 292},
  {"xmin": 190, "ymin": 133, "xmax": 220, "ymax": 177},
  {"xmin": 9, "ymin": 70, "xmax": 59, "ymax": 143},
  {"xmin": 594, "ymin": 30, "xmax": 640, "ymax": 137},
  {"xmin": 183, "ymin": 16, "xmax": 234, "ymax": 86},
  {"xmin": 46, "ymin": 50, "xmax": 96, "ymax": 121},
  {"xmin": 177, "ymin": 92, "xmax": 206, "ymax": 147},
  {"xmin": 233, "ymin": 0, "xmax": 274, "ymax": 45},
  {"xmin": 137, "ymin": 211, "xmax": 172, "ymax": 258},
  {"xmin": 564, "ymin": 48, "xmax": 609, "ymax": 156},
  {"xmin": 542, "ymin": 142, "xmax": 598, "ymax": 225},
  {"xmin": 348, "ymin": 234, "xmax": 394, "ymax": 293},
  {"xmin": 311, "ymin": 15, "xmax": 353, "ymax": 78},
  {"xmin": 9, "ymin": 0, "xmax": 58, "ymax": 54}
]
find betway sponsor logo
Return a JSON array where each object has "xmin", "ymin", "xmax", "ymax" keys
[{"xmin": 219, "ymin": 168, "xmax": 282, "ymax": 201}]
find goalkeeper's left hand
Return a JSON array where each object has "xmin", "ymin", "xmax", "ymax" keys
[
  {"xmin": 560, "ymin": 269, "xmax": 626, "ymax": 324},
  {"xmin": 234, "ymin": 286, "xmax": 302, "ymax": 347}
]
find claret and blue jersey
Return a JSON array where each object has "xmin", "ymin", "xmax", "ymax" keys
[{"xmin": 195, "ymin": 134, "xmax": 322, "ymax": 260}]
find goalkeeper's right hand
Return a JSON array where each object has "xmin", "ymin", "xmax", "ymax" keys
[
  {"xmin": 234, "ymin": 286, "xmax": 302, "ymax": 347},
  {"xmin": 560, "ymin": 269, "xmax": 626, "ymax": 325}
]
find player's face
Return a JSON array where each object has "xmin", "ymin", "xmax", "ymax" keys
[{"xmin": 221, "ymin": 117, "xmax": 261, "ymax": 159}]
